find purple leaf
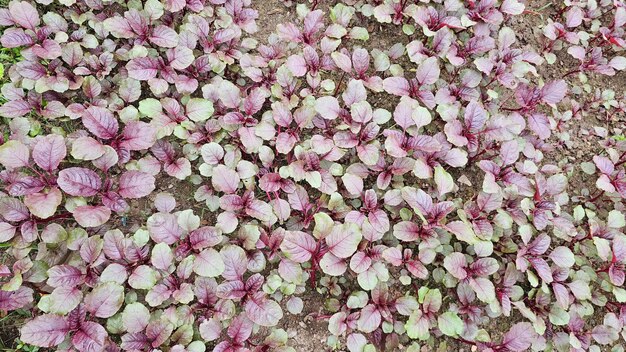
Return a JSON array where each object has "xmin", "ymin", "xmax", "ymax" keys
[
  {"xmin": 118, "ymin": 171, "xmax": 156, "ymax": 198},
  {"xmin": 227, "ymin": 315, "xmax": 254, "ymax": 343},
  {"xmin": 72, "ymin": 321, "xmax": 107, "ymax": 352},
  {"xmin": 20, "ymin": 314, "xmax": 69, "ymax": 348},
  {"xmin": 82, "ymin": 106, "xmax": 119, "ymax": 139},
  {"xmin": 244, "ymin": 292, "xmax": 283, "ymax": 327},
  {"xmin": 0, "ymin": 197, "xmax": 29, "ymax": 222},
  {"xmin": 0, "ymin": 286, "xmax": 33, "ymax": 311},
  {"xmin": 73, "ymin": 205, "xmax": 111, "ymax": 228},
  {"xmin": 23, "ymin": 187, "xmax": 62, "ymax": 219},
  {"xmin": 357, "ymin": 304, "xmax": 381, "ymax": 333},
  {"xmin": 0, "ymin": 98, "xmax": 32, "ymax": 116},
  {"xmin": 501, "ymin": 322, "xmax": 536, "ymax": 351},
  {"xmin": 57, "ymin": 167, "xmax": 102, "ymax": 197},
  {"xmin": 326, "ymin": 224, "xmax": 362, "ymax": 258},
  {"xmin": 32, "ymin": 134, "xmax": 66, "ymax": 172},
  {"xmin": 220, "ymin": 245, "xmax": 248, "ymax": 281},
  {"xmin": 416, "ymin": 57, "xmax": 440, "ymax": 85},
  {"xmin": 501, "ymin": 0, "xmax": 525, "ymax": 15},
  {"xmin": 383, "ymin": 77, "xmax": 410, "ymax": 96},
  {"xmin": 286, "ymin": 55, "xmax": 307, "ymax": 77},
  {"xmin": 591, "ymin": 325, "xmax": 619, "ymax": 345},
  {"xmin": 540, "ymin": 80, "xmax": 567, "ymax": 105},
  {"xmin": 9, "ymin": 1, "xmax": 40, "ymax": 30},
  {"xmin": 199, "ymin": 318, "xmax": 222, "ymax": 342},
  {"xmin": 443, "ymin": 252, "xmax": 468, "ymax": 280},
  {"xmin": 47, "ymin": 265, "xmax": 85, "ymax": 288},
  {"xmin": 150, "ymin": 25, "xmax": 179, "ymax": 47},
  {"xmin": 393, "ymin": 221, "xmax": 421, "ymax": 242},
  {"xmin": 32, "ymin": 39, "xmax": 62, "ymax": 60},
  {"xmin": 0, "ymin": 222, "xmax": 16, "ymax": 242},
  {"xmin": 315, "ymin": 96, "xmax": 341, "ymax": 120},
  {"xmin": 528, "ymin": 113, "xmax": 551, "ymax": 140},
  {"xmin": 71, "ymin": 137, "xmax": 105, "ymax": 161},
  {"xmin": 0, "ymin": 140, "xmax": 30, "ymax": 170},
  {"xmin": 212, "ymin": 165, "xmax": 240, "ymax": 194},
  {"xmin": 147, "ymin": 213, "xmax": 182, "ymax": 245},
  {"xmin": 126, "ymin": 57, "xmax": 160, "ymax": 80},
  {"xmin": 280, "ymin": 230, "xmax": 316, "ymax": 263},
  {"xmin": 84, "ymin": 282, "xmax": 124, "ymax": 318},
  {"xmin": 120, "ymin": 121, "xmax": 157, "ymax": 151}
]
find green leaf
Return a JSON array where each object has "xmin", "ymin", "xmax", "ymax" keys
[
  {"xmin": 349, "ymin": 27, "xmax": 369, "ymax": 40},
  {"xmin": 422, "ymin": 288, "xmax": 442, "ymax": 312},
  {"xmin": 128, "ymin": 265, "xmax": 158, "ymax": 290},
  {"xmin": 313, "ymin": 212, "xmax": 334, "ymax": 239},
  {"xmin": 438, "ymin": 312, "xmax": 463, "ymax": 336},
  {"xmin": 193, "ymin": 249, "xmax": 225, "ymax": 277},
  {"xmin": 139, "ymin": 98, "xmax": 162, "ymax": 117},
  {"xmin": 607, "ymin": 210, "xmax": 625, "ymax": 229},
  {"xmin": 122, "ymin": 302, "xmax": 150, "ymax": 333},
  {"xmin": 549, "ymin": 306, "xmax": 569, "ymax": 326},
  {"xmin": 405, "ymin": 311, "xmax": 429, "ymax": 340},
  {"xmin": 186, "ymin": 98, "xmax": 214, "ymax": 122},
  {"xmin": 434, "ymin": 166, "xmax": 454, "ymax": 196}
]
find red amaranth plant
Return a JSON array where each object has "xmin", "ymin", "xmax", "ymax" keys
[{"xmin": 0, "ymin": 0, "xmax": 626, "ymax": 351}]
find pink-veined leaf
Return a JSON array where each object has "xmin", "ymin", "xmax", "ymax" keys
[
  {"xmin": 47, "ymin": 265, "xmax": 85, "ymax": 288},
  {"xmin": 393, "ymin": 221, "xmax": 421, "ymax": 242},
  {"xmin": 0, "ymin": 286, "xmax": 33, "ymax": 311},
  {"xmin": 118, "ymin": 171, "xmax": 156, "ymax": 198},
  {"xmin": 58, "ymin": 167, "xmax": 102, "ymax": 197},
  {"xmin": 443, "ymin": 252, "xmax": 468, "ymax": 280},
  {"xmin": 73, "ymin": 205, "xmax": 111, "ymax": 228},
  {"xmin": 121, "ymin": 121, "xmax": 157, "ymax": 151},
  {"xmin": 280, "ymin": 230, "xmax": 316, "ymax": 263},
  {"xmin": 32, "ymin": 134, "xmax": 66, "ymax": 172},
  {"xmin": 82, "ymin": 106, "xmax": 119, "ymax": 139},
  {"xmin": 20, "ymin": 314, "xmax": 69, "ymax": 348},
  {"xmin": 357, "ymin": 304, "xmax": 381, "ymax": 333},
  {"xmin": 0, "ymin": 140, "xmax": 30, "ymax": 170},
  {"xmin": 84, "ymin": 282, "xmax": 124, "ymax": 318},
  {"xmin": 24, "ymin": 187, "xmax": 62, "ymax": 219},
  {"xmin": 326, "ymin": 224, "xmax": 362, "ymax": 258},
  {"xmin": 9, "ymin": 1, "xmax": 40, "ymax": 30},
  {"xmin": 212, "ymin": 165, "xmax": 240, "ymax": 193},
  {"xmin": 244, "ymin": 292, "xmax": 283, "ymax": 327},
  {"xmin": 501, "ymin": 322, "xmax": 536, "ymax": 351},
  {"xmin": 72, "ymin": 321, "xmax": 107, "ymax": 352}
]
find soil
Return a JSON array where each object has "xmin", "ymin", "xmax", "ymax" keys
[{"xmin": 280, "ymin": 290, "xmax": 333, "ymax": 351}]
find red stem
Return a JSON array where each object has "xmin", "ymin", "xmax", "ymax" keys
[
  {"xmin": 614, "ymin": 151, "xmax": 626, "ymax": 166},
  {"xmin": 33, "ymin": 212, "xmax": 73, "ymax": 224},
  {"xmin": 588, "ymin": 190, "xmax": 605, "ymax": 203},
  {"xmin": 453, "ymin": 337, "xmax": 477, "ymax": 346},
  {"xmin": 333, "ymin": 71, "xmax": 347, "ymax": 96},
  {"xmin": 563, "ymin": 69, "xmax": 581, "ymax": 77},
  {"xmin": 501, "ymin": 106, "xmax": 523, "ymax": 112}
]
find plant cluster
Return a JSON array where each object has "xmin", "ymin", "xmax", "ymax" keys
[{"xmin": 0, "ymin": 0, "xmax": 625, "ymax": 351}]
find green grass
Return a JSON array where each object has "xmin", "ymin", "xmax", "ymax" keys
[
  {"xmin": 0, "ymin": 309, "xmax": 34, "ymax": 351},
  {"xmin": 0, "ymin": 47, "xmax": 22, "ymax": 82},
  {"xmin": 0, "ymin": 46, "xmax": 24, "ymax": 140}
]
